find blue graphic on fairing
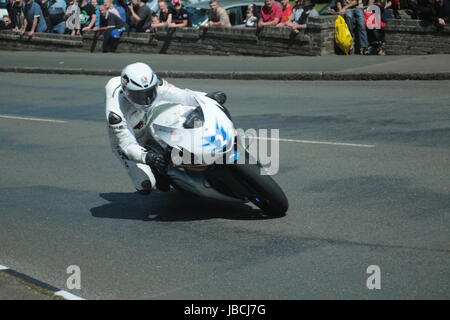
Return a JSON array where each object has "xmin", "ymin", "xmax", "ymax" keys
[
  {"xmin": 228, "ymin": 150, "xmax": 240, "ymax": 162},
  {"xmin": 202, "ymin": 121, "xmax": 230, "ymax": 152}
]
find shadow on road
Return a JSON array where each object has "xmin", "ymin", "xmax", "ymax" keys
[{"xmin": 90, "ymin": 191, "xmax": 273, "ymax": 222}]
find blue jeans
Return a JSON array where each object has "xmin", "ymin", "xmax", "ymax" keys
[
  {"xmin": 344, "ymin": 9, "xmax": 368, "ymax": 49},
  {"xmin": 51, "ymin": 21, "xmax": 65, "ymax": 34}
]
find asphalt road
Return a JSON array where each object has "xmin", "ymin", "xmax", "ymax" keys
[{"xmin": 0, "ymin": 73, "xmax": 449, "ymax": 299}]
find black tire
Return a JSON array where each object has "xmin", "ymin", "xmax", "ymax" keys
[{"xmin": 230, "ymin": 162, "xmax": 289, "ymax": 217}]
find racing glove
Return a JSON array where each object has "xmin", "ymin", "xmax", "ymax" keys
[
  {"xmin": 145, "ymin": 151, "xmax": 167, "ymax": 173},
  {"xmin": 206, "ymin": 91, "xmax": 227, "ymax": 105}
]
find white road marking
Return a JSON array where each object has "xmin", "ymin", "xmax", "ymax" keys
[
  {"xmin": 54, "ymin": 290, "xmax": 85, "ymax": 300},
  {"xmin": 0, "ymin": 114, "xmax": 375, "ymax": 148},
  {"xmin": 0, "ymin": 114, "xmax": 67, "ymax": 123},
  {"xmin": 249, "ymin": 136, "xmax": 376, "ymax": 148},
  {"xmin": 0, "ymin": 265, "xmax": 85, "ymax": 299}
]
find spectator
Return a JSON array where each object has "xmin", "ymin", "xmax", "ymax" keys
[
  {"xmin": 115, "ymin": 0, "xmax": 129, "ymax": 23},
  {"xmin": 104, "ymin": 0, "xmax": 121, "ymax": 19},
  {"xmin": 167, "ymin": 0, "xmax": 188, "ymax": 28},
  {"xmin": 146, "ymin": 0, "xmax": 159, "ymax": 16},
  {"xmin": 6, "ymin": 0, "xmax": 16, "ymax": 29},
  {"xmin": 244, "ymin": 3, "xmax": 259, "ymax": 27},
  {"xmin": 151, "ymin": 13, "xmax": 159, "ymax": 25},
  {"xmin": 289, "ymin": 0, "xmax": 304, "ymax": 24},
  {"xmin": 307, "ymin": 2, "xmax": 319, "ymax": 17},
  {"xmin": 146, "ymin": 0, "xmax": 169, "ymax": 30},
  {"xmin": 277, "ymin": 0, "xmax": 293, "ymax": 26},
  {"xmin": 320, "ymin": 0, "xmax": 339, "ymax": 14},
  {"xmin": 128, "ymin": 0, "xmax": 152, "ymax": 32},
  {"xmin": 258, "ymin": 0, "xmax": 283, "ymax": 28},
  {"xmin": 337, "ymin": 0, "xmax": 369, "ymax": 54},
  {"xmin": 91, "ymin": 0, "xmax": 101, "ymax": 27},
  {"xmin": 78, "ymin": 0, "xmax": 96, "ymax": 32},
  {"xmin": 8, "ymin": 0, "xmax": 25, "ymax": 30},
  {"xmin": 19, "ymin": 0, "xmax": 48, "ymax": 36},
  {"xmin": 407, "ymin": 0, "xmax": 426, "ymax": 19},
  {"xmin": 94, "ymin": 4, "xmax": 126, "ymax": 52},
  {"xmin": 365, "ymin": 1, "xmax": 388, "ymax": 55},
  {"xmin": 65, "ymin": 0, "xmax": 80, "ymax": 35},
  {"xmin": 369, "ymin": 0, "xmax": 393, "ymax": 20},
  {"xmin": 435, "ymin": 0, "xmax": 450, "ymax": 24},
  {"xmin": 287, "ymin": 0, "xmax": 318, "ymax": 32},
  {"xmin": 6, "ymin": 0, "xmax": 13, "ymax": 26},
  {"xmin": 391, "ymin": 0, "xmax": 400, "ymax": 18},
  {"xmin": 47, "ymin": 0, "xmax": 66, "ymax": 34},
  {"xmin": 36, "ymin": 0, "xmax": 50, "ymax": 31},
  {"xmin": 418, "ymin": 0, "xmax": 450, "ymax": 25},
  {"xmin": 206, "ymin": 0, "xmax": 231, "ymax": 28},
  {"xmin": 0, "ymin": 15, "xmax": 14, "ymax": 30}
]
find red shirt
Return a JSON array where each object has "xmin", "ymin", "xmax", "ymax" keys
[
  {"xmin": 280, "ymin": 4, "xmax": 293, "ymax": 24},
  {"xmin": 260, "ymin": 3, "xmax": 283, "ymax": 23}
]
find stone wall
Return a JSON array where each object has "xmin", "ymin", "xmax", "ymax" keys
[
  {"xmin": 0, "ymin": 16, "xmax": 336, "ymax": 57},
  {"xmin": 82, "ymin": 16, "xmax": 336, "ymax": 56},
  {"xmin": 1, "ymin": 16, "xmax": 450, "ymax": 56},
  {"xmin": 0, "ymin": 31, "xmax": 84, "ymax": 52},
  {"xmin": 384, "ymin": 19, "xmax": 450, "ymax": 55}
]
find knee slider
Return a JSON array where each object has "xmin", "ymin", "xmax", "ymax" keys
[{"xmin": 137, "ymin": 180, "xmax": 153, "ymax": 195}]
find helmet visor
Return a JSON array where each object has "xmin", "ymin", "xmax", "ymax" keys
[{"xmin": 126, "ymin": 86, "xmax": 157, "ymax": 106}]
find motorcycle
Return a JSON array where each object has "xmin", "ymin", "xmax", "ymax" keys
[{"xmin": 146, "ymin": 90, "xmax": 289, "ymax": 217}]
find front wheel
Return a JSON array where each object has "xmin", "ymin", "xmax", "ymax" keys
[{"xmin": 230, "ymin": 163, "xmax": 289, "ymax": 217}]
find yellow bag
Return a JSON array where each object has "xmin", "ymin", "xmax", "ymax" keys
[{"xmin": 335, "ymin": 15, "xmax": 353, "ymax": 55}]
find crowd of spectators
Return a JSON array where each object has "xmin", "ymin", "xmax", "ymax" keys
[{"xmin": 0, "ymin": 0, "xmax": 449, "ymax": 54}]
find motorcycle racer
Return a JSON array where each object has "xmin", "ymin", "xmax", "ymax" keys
[{"xmin": 105, "ymin": 62, "xmax": 226, "ymax": 194}]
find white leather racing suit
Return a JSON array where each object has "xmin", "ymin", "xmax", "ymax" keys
[{"xmin": 105, "ymin": 76, "xmax": 205, "ymax": 192}]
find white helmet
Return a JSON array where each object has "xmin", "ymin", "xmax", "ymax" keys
[{"xmin": 121, "ymin": 62, "xmax": 159, "ymax": 109}]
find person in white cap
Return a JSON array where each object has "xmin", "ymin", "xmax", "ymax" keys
[{"xmin": 105, "ymin": 62, "xmax": 226, "ymax": 194}]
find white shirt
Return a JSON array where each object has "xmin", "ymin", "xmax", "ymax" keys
[{"xmin": 290, "ymin": 6, "xmax": 304, "ymax": 24}]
